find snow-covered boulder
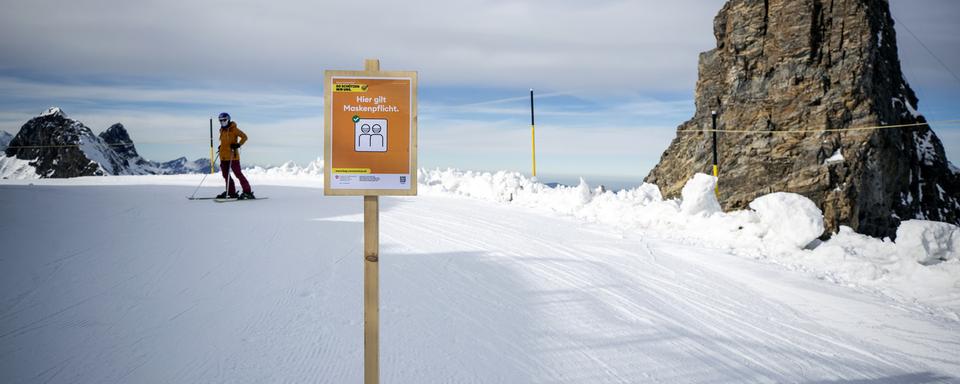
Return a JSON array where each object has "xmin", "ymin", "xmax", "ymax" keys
[
  {"xmin": 680, "ymin": 173, "xmax": 721, "ymax": 216},
  {"xmin": 749, "ymin": 192, "xmax": 825, "ymax": 249},
  {"xmin": 896, "ymin": 220, "xmax": 960, "ymax": 265}
]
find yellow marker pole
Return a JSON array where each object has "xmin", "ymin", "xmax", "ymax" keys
[
  {"xmin": 209, "ymin": 118, "xmax": 215, "ymax": 174},
  {"xmin": 530, "ymin": 88, "xmax": 537, "ymax": 177},
  {"xmin": 711, "ymin": 111, "xmax": 719, "ymax": 197}
]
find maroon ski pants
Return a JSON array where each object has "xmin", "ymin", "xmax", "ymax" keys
[{"xmin": 221, "ymin": 160, "xmax": 251, "ymax": 194}]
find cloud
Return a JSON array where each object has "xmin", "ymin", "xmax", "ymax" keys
[
  {"xmin": 2, "ymin": 0, "xmax": 957, "ymax": 93},
  {"xmin": 0, "ymin": 77, "xmax": 322, "ymax": 110},
  {"xmin": 1, "ymin": 0, "xmax": 957, "ymax": 177},
  {"xmin": 0, "ymin": 0, "xmax": 722, "ymax": 91}
]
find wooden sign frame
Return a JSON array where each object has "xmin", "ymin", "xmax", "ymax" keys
[{"xmin": 324, "ymin": 63, "xmax": 418, "ymax": 196}]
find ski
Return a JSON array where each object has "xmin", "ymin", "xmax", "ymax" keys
[
  {"xmin": 213, "ymin": 197, "xmax": 268, "ymax": 203},
  {"xmin": 187, "ymin": 196, "xmax": 219, "ymax": 200}
]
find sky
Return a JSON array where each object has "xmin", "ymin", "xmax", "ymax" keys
[{"xmin": 1, "ymin": 0, "xmax": 958, "ymax": 186}]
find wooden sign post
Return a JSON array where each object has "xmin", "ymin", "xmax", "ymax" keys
[{"xmin": 324, "ymin": 59, "xmax": 418, "ymax": 384}]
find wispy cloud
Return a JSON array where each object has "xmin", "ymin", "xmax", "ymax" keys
[{"xmin": 0, "ymin": 77, "xmax": 322, "ymax": 109}]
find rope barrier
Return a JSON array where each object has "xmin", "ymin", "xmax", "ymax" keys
[
  {"xmin": 2, "ymin": 119, "xmax": 958, "ymax": 150},
  {"xmin": 677, "ymin": 119, "xmax": 960, "ymax": 134}
]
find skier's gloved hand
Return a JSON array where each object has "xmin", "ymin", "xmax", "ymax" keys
[{"xmin": 230, "ymin": 143, "xmax": 241, "ymax": 149}]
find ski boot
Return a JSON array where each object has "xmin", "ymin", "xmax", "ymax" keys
[
  {"xmin": 238, "ymin": 191, "xmax": 256, "ymax": 200},
  {"xmin": 217, "ymin": 191, "xmax": 239, "ymax": 199}
]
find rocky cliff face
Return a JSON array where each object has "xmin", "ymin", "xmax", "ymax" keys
[
  {"xmin": 100, "ymin": 123, "xmax": 139, "ymax": 159},
  {"xmin": 645, "ymin": 0, "xmax": 960, "ymax": 238},
  {"xmin": 3, "ymin": 107, "xmax": 210, "ymax": 178}
]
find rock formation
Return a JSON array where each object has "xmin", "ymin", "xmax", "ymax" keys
[
  {"xmin": 99, "ymin": 123, "xmax": 140, "ymax": 159},
  {"xmin": 646, "ymin": 0, "xmax": 960, "ymax": 238}
]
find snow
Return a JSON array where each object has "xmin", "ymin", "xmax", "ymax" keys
[
  {"xmin": 915, "ymin": 130, "xmax": 939, "ymax": 166},
  {"xmin": 0, "ymin": 155, "xmax": 39, "ymax": 179},
  {"xmin": 897, "ymin": 220, "xmax": 960, "ymax": 265},
  {"xmin": 77, "ymin": 132, "xmax": 116, "ymax": 175},
  {"xmin": 824, "ymin": 148, "xmax": 845, "ymax": 164},
  {"xmin": 247, "ymin": 158, "xmax": 324, "ymax": 178},
  {"xmin": 2, "ymin": 170, "xmax": 960, "ymax": 382},
  {"xmin": 419, "ymin": 169, "xmax": 960, "ymax": 313},
  {"xmin": 892, "ymin": 97, "xmax": 922, "ymax": 119},
  {"xmin": 749, "ymin": 192, "xmax": 825, "ymax": 249},
  {"xmin": 38, "ymin": 106, "xmax": 64, "ymax": 117},
  {"xmin": 679, "ymin": 173, "xmax": 721, "ymax": 216}
]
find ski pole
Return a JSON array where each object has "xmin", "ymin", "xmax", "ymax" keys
[
  {"xmin": 189, "ymin": 172, "xmax": 209, "ymax": 199},
  {"xmin": 209, "ymin": 118, "xmax": 215, "ymax": 175},
  {"xmin": 189, "ymin": 156, "xmax": 219, "ymax": 199}
]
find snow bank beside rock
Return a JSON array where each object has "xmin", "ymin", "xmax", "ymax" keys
[
  {"xmin": 680, "ymin": 173, "xmax": 721, "ymax": 216},
  {"xmin": 749, "ymin": 192, "xmax": 825, "ymax": 249},
  {"xmin": 420, "ymin": 168, "xmax": 960, "ymax": 314}
]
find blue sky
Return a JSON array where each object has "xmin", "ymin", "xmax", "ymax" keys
[{"xmin": 1, "ymin": 0, "xmax": 958, "ymax": 186}]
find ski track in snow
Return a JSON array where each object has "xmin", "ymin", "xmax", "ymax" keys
[
  {"xmin": 382, "ymin": 195, "xmax": 960, "ymax": 383},
  {"xmin": 0, "ymin": 184, "xmax": 958, "ymax": 383}
]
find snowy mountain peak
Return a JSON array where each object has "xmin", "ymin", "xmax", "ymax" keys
[
  {"xmin": 99, "ymin": 123, "xmax": 138, "ymax": 159},
  {"xmin": 38, "ymin": 107, "xmax": 65, "ymax": 118}
]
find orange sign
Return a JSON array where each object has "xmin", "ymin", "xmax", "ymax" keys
[{"xmin": 324, "ymin": 70, "xmax": 418, "ymax": 196}]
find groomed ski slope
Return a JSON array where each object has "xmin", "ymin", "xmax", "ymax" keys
[{"xmin": 1, "ymin": 179, "xmax": 959, "ymax": 383}]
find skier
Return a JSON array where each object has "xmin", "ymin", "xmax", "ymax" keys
[{"xmin": 217, "ymin": 112, "xmax": 255, "ymax": 200}]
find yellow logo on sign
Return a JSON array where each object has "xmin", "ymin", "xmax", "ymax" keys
[{"xmin": 334, "ymin": 84, "xmax": 368, "ymax": 92}]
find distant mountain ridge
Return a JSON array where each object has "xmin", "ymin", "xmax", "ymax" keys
[
  {"xmin": 0, "ymin": 131, "xmax": 12, "ymax": 151},
  {"xmin": 1, "ymin": 107, "xmax": 210, "ymax": 179}
]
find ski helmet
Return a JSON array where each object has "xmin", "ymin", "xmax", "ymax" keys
[{"xmin": 218, "ymin": 112, "xmax": 231, "ymax": 127}]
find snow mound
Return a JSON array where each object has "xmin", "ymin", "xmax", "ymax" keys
[
  {"xmin": 805, "ymin": 226, "xmax": 898, "ymax": 282},
  {"xmin": 420, "ymin": 168, "xmax": 542, "ymax": 203},
  {"xmin": 680, "ymin": 173, "xmax": 720, "ymax": 216},
  {"xmin": 749, "ymin": 192, "xmax": 825, "ymax": 249},
  {"xmin": 897, "ymin": 220, "xmax": 960, "ymax": 265}
]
